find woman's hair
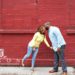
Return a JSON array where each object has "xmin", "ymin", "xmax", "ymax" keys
[{"xmin": 37, "ymin": 25, "xmax": 45, "ymax": 34}]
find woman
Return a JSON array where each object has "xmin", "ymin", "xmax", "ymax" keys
[{"xmin": 22, "ymin": 25, "xmax": 52, "ymax": 71}]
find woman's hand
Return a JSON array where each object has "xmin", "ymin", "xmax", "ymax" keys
[
  {"xmin": 33, "ymin": 47, "xmax": 36, "ymax": 51},
  {"xmin": 50, "ymin": 47, "xmax": 53, "ymax": 49},
  {"xmin": 49, "ymin": 46, "xmax": 53, "ymax": 49}
]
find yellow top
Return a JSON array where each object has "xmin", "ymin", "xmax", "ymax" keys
[{"xmin": 28, "ymin": 32, "xmax": 50, "ymax": 48}]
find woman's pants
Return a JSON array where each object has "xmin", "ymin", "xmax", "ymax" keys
[{"xmin": 22, "ymin": 47, "xmax": 38, "ymax": 68}]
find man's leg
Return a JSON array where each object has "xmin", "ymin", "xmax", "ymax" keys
[
  {"xmin": 53, "ymin": 52, "xmax": 59, "ymax": 72},
  {"xmin": 59, "ymin": 45, "xmax": 67, "ymax": 72},
  {"xmin": 49, "ymin": 52, "xmax": 59, "ymax": 73}
]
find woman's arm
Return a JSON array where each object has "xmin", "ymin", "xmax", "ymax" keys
[{"xmin": 44, "ymin": 36, "xmax": 52, "ymax": 48}]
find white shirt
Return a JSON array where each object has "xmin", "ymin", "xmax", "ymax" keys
[{"xmin": 48, "ymin": 26, "xmax": 66, "ymax": 52}]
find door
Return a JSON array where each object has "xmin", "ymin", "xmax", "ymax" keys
[
  {"xmin": 37, "ymin": 0, "xmax": 75, "ymax": 66},
  {"xmin": 0, "ymin": 0, "xmax": 75, "ymax": 66},
  {"xmin": 0, "ymin": 0, "xmax": 39, "ymax": 66},
  {"xmin": 66, "ymin": 0, "xmax": 75, "ymax": 66}
]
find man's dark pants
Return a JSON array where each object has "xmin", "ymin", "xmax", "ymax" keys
[{"xmin": 53, "ymin": 45, "xmax": 67, "ymax": 72}]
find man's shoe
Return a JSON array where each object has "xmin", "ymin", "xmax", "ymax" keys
[
  {"xmin": 49, "ymin": 70, "xmax": 58, "ymax": 73},
  {"xmin": 62, "ymin": 72, "xmax": 67, "ymax": 75}
]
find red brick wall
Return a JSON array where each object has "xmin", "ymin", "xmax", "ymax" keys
[{"xmin": 0, "ymin": 0, "xmax": 75, "ymax": 66}]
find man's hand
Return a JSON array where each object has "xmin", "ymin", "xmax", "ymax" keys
[{"xmin": 57, "ymin": 48, "xmax": 60, "ymax": 52}]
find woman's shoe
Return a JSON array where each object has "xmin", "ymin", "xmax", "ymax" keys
[{"xmin": 31, "ymin": 67, "xmax": 34, "ymax": 71}]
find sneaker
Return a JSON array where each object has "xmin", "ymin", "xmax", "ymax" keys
[{"xmin": 62, "ymin": 72, "xmax": 67, "ymax": 75}]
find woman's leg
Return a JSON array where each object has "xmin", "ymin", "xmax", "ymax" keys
[
  {"xmin": 31, "ymin": 48, "xmax": 38, "ymax": 70},
  {"xmin": 22, "ymin": 47, "xmax": 33, "ymax": 66}
]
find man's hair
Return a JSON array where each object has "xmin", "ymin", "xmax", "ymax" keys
[
  {"xmin": 44, "ymin": 22, "xmax": 51, "ymax": 26},
  {"xmin": 44, "ymin": 22, "xmax": 51, "ymax": 30}
]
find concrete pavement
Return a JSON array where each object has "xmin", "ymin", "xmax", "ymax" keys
[{"xmin": 0, "ymin": 67, "xmax": 74, "ymax": 75}]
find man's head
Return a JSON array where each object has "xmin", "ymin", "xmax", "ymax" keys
[{"xmin": 44, "ymin": 22, "xmax": 51, "ymax": 30}]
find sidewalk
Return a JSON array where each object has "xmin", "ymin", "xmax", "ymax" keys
[{"xmin": 0, "ymin": 67, "xmax": 75, "ymax": 75}]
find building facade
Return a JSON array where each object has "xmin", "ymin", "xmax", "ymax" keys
[{"xmin": 0, "ymin": 0, "xmax": 75, "ymax": 66}]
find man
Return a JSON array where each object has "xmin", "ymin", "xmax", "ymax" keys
[{"xmin": 44, "ymin": 22, "xmax": 67, "ymax": 75}]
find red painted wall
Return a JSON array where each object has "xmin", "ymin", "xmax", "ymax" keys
[{"xmin": 0, "ymin": 0, "xmax": 75, "ymax": 66}]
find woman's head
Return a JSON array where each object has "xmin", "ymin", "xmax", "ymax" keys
[{"xmin": 37, "ymin": 25, "xmax": 46, "ymax": 34}]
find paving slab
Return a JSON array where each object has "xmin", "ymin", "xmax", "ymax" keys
[{"xmin": 0, "ymin": 67, "xmax": 74, "ymax": 75}]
